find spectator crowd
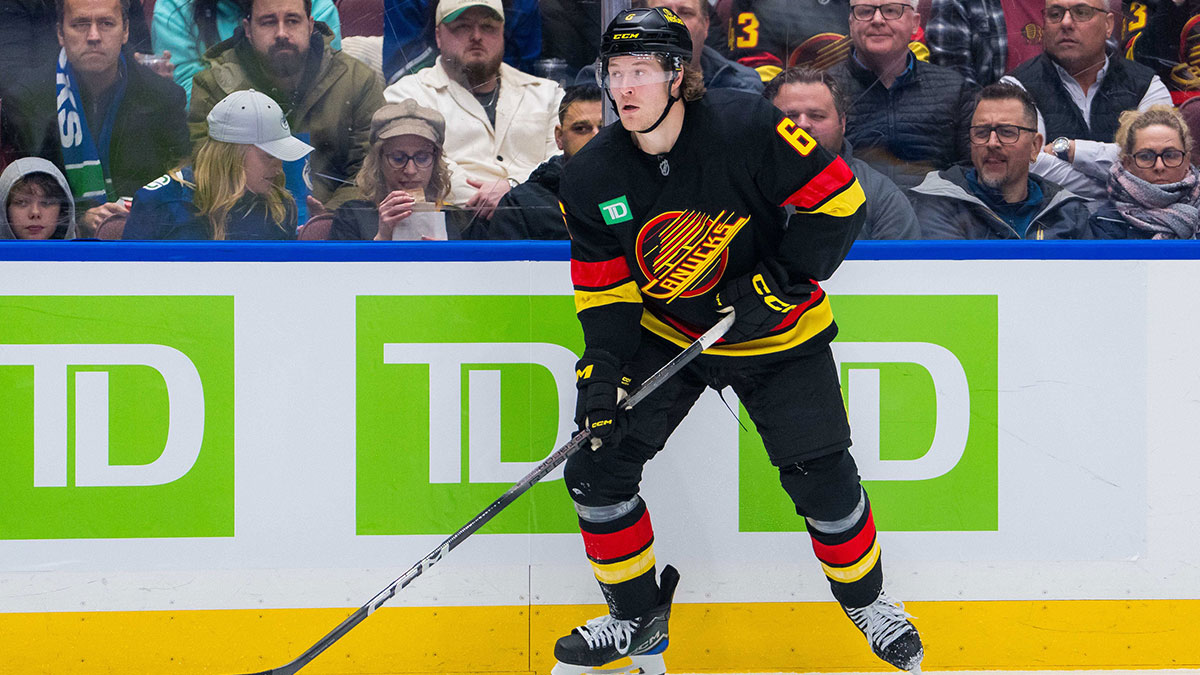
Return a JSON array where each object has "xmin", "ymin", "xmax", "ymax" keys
[{"xmin": 0, "ymin": 0, "xmax": 1197, "ymax": 241}]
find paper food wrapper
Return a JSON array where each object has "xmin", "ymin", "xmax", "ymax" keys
[{"xmin": 391, "ymin": 201, "xmax": 447, "ymax": 241}]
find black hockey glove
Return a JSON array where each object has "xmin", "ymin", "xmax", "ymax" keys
[
  {"xmin": 714, "ymin": 263, "xmax": 812, "ymax": 343},
  {"xmin": 574, "ymin": 350, "xmax": 633, "ymax": 451}
]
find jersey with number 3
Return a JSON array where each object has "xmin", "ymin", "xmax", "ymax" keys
[{"xmin": 560, "ymin": 89, "xmax": 866, "ymax": 361}]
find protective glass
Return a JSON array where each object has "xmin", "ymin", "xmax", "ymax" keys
[
  {"xmin": 968, "ymin": 124, "xmax": 1039, "ymax": 145},
  {"xmin": 1042, "ymin": 4, "xmax": 1107, "ymax": 24},
  {"xmin": 384, "ymin": 151, "xmax": 435, "ymax": 169},
  {"xmin": 1132, "ymin": 148, "xmax": 1187, "ymax": 169},
  {"xmin": 849, "ymin": 3, "xmax": 911, "ymax": 21},
  {"xmin": 598, "ymin": 54, "xmax": 677, "ymax": 91}
]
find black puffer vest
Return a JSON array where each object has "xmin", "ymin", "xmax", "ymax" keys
[{"xmin": 1010, "ymin": 52, "xmax": 1156, "ymax": 142}]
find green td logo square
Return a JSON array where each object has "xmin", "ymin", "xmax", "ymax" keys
[
  {"xmin": 0, "ymin": 296, "xmax": 235, "ymax": 539},
  {"xmin": 738, "ymin": 295, "xmax": 998, "ymax": 532},
  {"xmin": 356, "ymin": 295, "xmax": 583, "ymax": 535}
]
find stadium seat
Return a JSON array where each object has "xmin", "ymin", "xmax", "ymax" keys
[{"xmin": 298, "ymin": 213, "xmax": 334, "ymax": 240}]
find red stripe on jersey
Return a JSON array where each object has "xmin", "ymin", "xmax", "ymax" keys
[
  {"xmin": 572, "ymin": 257, "xmax": 633, "ymax": 288},
  {"xmin": 651, "ymin": 284, "xmax": 826, "ymax": 342},
  {"xmin": 781, "ymin": 158, "xmax": 856, "ymax": 210},
  {"xmin": 810, "ymin": 508, "xmax": 876, "ymax": 566},
  {"xmin": 582, "ymin": 510, "xmax": 654, "ymax": 562}
]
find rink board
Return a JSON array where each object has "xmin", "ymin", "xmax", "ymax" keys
[{"xmin": 1, "ymin": 241, "xmax": 1199, "ymax": 674}]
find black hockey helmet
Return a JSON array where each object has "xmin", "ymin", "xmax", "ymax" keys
[{"xmin": 600, "ymin": 7, "xmax": 693, "ymax": 64}]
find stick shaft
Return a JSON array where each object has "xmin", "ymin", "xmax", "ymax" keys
[{"xmin": 233, "ymin": 313, "xmax": 734, "ymax": 675}]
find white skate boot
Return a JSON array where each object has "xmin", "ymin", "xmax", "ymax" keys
[
  {"xmin": 551, "ymin": 566, "xmax": 679, "ymax": 675},
  {"xmin": 841, "ymin": 590, "xmax": 924, "ymax": 672}
]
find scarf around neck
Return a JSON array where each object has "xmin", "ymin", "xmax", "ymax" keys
[
  {"xmin": 55, "ymin": 48, "xmax": 127, "ymax": 204},
  {"xmin": 1108, "ymin": 161, "xmax": 1200, "ymax": 239}
]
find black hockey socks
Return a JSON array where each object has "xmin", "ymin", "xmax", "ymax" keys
[
  {"xmin": 576, "ymin": 496, "xmax": 659, "ymax": 620},
  {"xmin": 806, "ymin": 489, "xmax": 884, "ymax": 609}
]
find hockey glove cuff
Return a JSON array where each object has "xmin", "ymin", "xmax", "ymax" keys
[
  {"xmin": 715, "ymin": 263, "xmax": 813, "ymax": 343},
  {"xmin": 574, "ymin": 351, "xmax": 632, "ymax": 451}
]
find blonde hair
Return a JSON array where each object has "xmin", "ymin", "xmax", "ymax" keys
[
  {"xmin": 1115, "ymin": 105, "xmax": 1194, "ymax": 162},
  {"xmin": 356, "ymin": 138, "xmax": 451, "ymax": 207},
  {"xmin": 188, "ymin": 140, "xmax": 294, "ymax": 240}
]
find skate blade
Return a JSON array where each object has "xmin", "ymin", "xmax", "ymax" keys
[{"xmin": 551, "ymin": 654, "xmax": 666, "ymax": 675}]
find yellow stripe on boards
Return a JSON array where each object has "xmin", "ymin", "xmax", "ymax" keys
[{"xmin": 3, "ymin": 599, "xmax": 1200, "ymax": 674}]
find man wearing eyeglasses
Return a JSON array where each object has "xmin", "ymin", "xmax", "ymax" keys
[
  {"xmin": 827, "ymin": 0, "xmax": 979, "ymax": 191},
  {"xmin": 999, "ymin": 0, "xmax": 1172, "ymax": 195},
  {"xmin": 910, "ymin": 82, "xmax": 1092, "ymax": 238}
]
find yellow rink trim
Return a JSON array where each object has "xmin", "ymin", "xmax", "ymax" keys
[{"xmin": 3, "ymin": 599, "xmax": 1200, "ymax": 674}]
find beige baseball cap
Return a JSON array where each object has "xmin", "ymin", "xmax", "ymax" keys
[
  {"xmin": 370, "ymin": 99, "xmax": 446, "ymax": 146},
  {"xmin": 206, "ymin": 89, "xmax": 314, "ymax": 162},
  {"xmin": 435, "ymin": 0, "xmax": 504, "ymax": 24}
]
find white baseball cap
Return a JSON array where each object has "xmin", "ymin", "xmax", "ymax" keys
[
  {"xmin": 206, "ymin": 89, "xmax": 314, "ymax": 162},
  {"xmin": 436, "ymin": 0, "xmax": 504, "ymax": 24}
]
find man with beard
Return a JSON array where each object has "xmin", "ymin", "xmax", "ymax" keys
[
  {"xmin": 187, "ymin": 0, "xmax": 384, "ymax": 209},
  {"xmin": 909, "ymin": 83, "xmax": 1092, "ymax": 238},
  {"xmin": 383, "ymin": 0, "xmax": 564, "ymax": 219}
]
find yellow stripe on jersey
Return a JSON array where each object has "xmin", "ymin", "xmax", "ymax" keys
[
  {"xmin": 574, "ymin": 281, "xmax": 642, "ymax": 313},
  {"xmin": 796, "ymin": 177, "xmax": 865, "ymax": 219},
  {"xmin": 590, "ymin": 546, "xmax": 656, "ymax": 585},
  {"xmin": 821, "ymin": 539, "xmax": 881, "ymax": 583},
  {"xmin": 639, "ymin": 294, "xmax": 834, "ymax": 357}
]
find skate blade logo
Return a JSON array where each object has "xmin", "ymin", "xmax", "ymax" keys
[{"xmin": 636, "ymin": 209, "xmax": 748, "ymax": 303}]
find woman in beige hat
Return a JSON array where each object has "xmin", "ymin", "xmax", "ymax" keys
[{"xmin": 330, "ymin": 99, "xmax": 481, "ymax": 240}]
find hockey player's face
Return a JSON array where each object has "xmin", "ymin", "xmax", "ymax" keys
[
  {"xmin": 771, "ymin": 82, "xmax": 845, "ymax": 153},
  {"xmin": 969, "ymin": 98, "xmax": 1042, "ymax": 195},
  {"xmin": 847, "ymin": 0, "xmax": 919, "ymax": 63},
  {"xmin": 605, "ymin": 55, "xmax": 677, "ymax": 130}
]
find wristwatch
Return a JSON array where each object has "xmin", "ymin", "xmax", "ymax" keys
[{"xmin": 1052, "ymin": 137, "xmax": 1071, "ymax": 162}]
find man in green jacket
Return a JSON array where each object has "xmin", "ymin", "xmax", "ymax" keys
[{"xmin": 188, "ymin": 0, "xmax": 383, "ymax": 210}]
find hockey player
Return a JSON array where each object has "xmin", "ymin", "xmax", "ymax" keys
[{"xmin": 553, "ymin": 7, "xmax": 924, "ymax": 675}]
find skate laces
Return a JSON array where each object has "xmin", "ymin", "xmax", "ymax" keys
[
  {"xmin": 849, "ymin": 592, "xmax": 917, "ymax": 651},
  {"xmin": 575, "ymin": 614, "xmax": 636, "ymax": 654}
]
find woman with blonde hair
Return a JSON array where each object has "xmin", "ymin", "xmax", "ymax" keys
[
  {"xmin": 330, "ymin": 99, "xmax": 480, "ymax": 240},
  {"xmin": 123, "ymin": 90, "xmax": 314, "ymax": 240},
  {"xmin": 1091, "ymin": 105, "xmax": 1200, "ymax": 239}
]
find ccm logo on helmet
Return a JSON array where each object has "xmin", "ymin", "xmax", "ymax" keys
[{"xmin": 612, "ymin": 32, "xmax": 642, "ymax": 39}]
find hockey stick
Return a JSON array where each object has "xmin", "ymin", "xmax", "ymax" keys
[{"xmin": 231, "ymin": 311, "xmax": 736, "ymax": 675}]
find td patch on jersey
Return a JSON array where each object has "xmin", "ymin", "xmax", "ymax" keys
[{"xmin": 598, "ymin": 196, "xmax": 634, "ymax": 225}]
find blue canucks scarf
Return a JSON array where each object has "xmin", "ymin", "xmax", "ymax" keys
[{"xmin": 55, "ymin": 47, "xmax": 127, "ymax": 204}]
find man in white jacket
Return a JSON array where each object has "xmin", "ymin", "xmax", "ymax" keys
[{"xmin": 383, "ymin": 0, "xmax": 564, "ymax": 218}]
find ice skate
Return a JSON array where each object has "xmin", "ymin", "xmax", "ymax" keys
[
  {"xmin": 841, "ymin": 590, "xmax": 924, "ymax": 672},
  {"xmin": 551, "ymin": 565, "xmax": 680, "ymax": 675}
]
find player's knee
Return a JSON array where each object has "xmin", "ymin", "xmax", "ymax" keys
[{"xmin": 777, "ymin": 448, "xmax": 862, "ymax": 521}]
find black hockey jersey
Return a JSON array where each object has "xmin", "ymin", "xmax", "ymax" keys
[{"xmin": 560, "ymin": 90, "xmax": 866, "ymax": 362}]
